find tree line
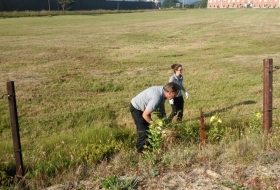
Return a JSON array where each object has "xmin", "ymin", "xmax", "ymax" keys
[
  {"xmin": 54, "ymin": 0, "xmax": 207, "ymax": 10},
  {"xmin": 161, "ymin": 0, "xmax": 207, "ymax": 8}
]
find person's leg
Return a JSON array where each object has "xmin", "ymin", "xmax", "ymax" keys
[
  {"xmin": 177, "ymin": 110, "xmax": 183, "ymax": 121},
  {"xmin": 176, "ymin": 96, "xmax": 184, "ymax": 121},
  {"xmin": 130, "ymin": 104, "xmax": 149, "ymax": 153},
  {"xmin": 168, "ymin": 97, "xmax": 179, "ymax": 120}
]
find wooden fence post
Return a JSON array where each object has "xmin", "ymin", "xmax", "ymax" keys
[
  {"xmin": 200, "ymin": 108, "xmax": 206, "ymax": 146},
  {"xmin": 6, "ymin": 81, "xmax": 25, "ymax": 187},
  {"xmin": 263, "ymin": 59, "xmax": 273, "ymax": 133}
]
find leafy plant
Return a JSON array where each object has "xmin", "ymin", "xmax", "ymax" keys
[
  {"xmin": 180, "ymin": 122, "xmax": 200, "ymax": 143},
  {"xmin": 144, "ymin": 119, "xmax": 166, "ymax": 152},
  {"xmin": 101, "ymin": 175, "xmax": 138, "ymax": 190},
  {"xmin": 77, "ymin": 141, "xmax": 118, "ymax": 165},
  {"xmin": 207, "ymin": 113, "xmax": 224, "ymax": 142},
  {"xmin": 248, "ymin": 111, "xmax": 262, "ymax": 134},
  {"xmin": 143, "ymin": 114, "xmax": 182, "ymax": 165}
]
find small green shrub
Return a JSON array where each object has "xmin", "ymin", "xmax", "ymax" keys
[
  {"xmin": 101, "ymin": 175, "xmax": 138, "ymax": 190},
  {"xmin": 77, "ymin": 141, "xmax": 119, "ymax": 165},
  {"xmin": 248, "ymin": 111, "xmax": 262, "ymax": 134},
  {"xmin": 207, "ymin": 113, "xmax": 225, "ymax": 143},
  {"xmin": 33, "ymin": 161, "xmax": 57, "ymax": 177},
  {"xmin": 144, "ymin": 119, "xmax": 165, "ymax": 153},
  {"xmin": 140, "ymin": 116, "xmax": 170, "ymax": 164},
  {"xmin": 178, "ymin": 122, "xmax": 200, "ymax": 143},
  {"xmin": 0, "ymin": 170, "xmax": 14, "ymax": 187}
]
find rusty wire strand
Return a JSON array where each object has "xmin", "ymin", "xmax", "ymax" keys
[
  {"xmin": 210, "ymin": 112, "xmax": 258, "ymax": 119},
  {"xmin": 201, "ymin": 107, "xmax": 278, "ymax": 120},
  {"xmin": 262, "ymin": 108, "xmax": 277, "ymax": 112}
]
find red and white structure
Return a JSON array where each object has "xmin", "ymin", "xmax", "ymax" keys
[{"xmin": 207, "ymin": 0, "xmax": 280, "ymax": 8}]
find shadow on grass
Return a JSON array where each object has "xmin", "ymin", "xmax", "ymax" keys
[{"xmin": 194, "ymin": 100, "xmax": 257, "ymax": 120}]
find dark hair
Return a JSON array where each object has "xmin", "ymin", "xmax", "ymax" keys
[
  {"xmin": 171, "ymin": 64, "xmax": 182, "ymax": 73},
  {"xmin": 163, "ymin": 82, "xmax": 180, "ymax": 93}
]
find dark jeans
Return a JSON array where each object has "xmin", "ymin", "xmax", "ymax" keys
[
  {"xmin": 169, "ymin": 96, "xmax": 184, "ymax": 121},
  {"xmin": 130, "ymin": 104, "xmax": 150, "ymax": 153}
]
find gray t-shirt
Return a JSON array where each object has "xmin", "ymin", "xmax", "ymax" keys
[
  {"xmin": 131, "ymin": 86, "xmax": 165, "ymax": 113},
  {"xmin": 169, "ymin": 74, "xmax": 183, "ymax": 97}
]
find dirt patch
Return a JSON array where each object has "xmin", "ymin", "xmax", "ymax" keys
[{"xmin": 45, "ymin": 161, "xmax": 280, "ymax": 190}]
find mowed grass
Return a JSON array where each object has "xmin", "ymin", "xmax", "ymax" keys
[{"xmin": 0, "ymin": 9, "xmax": 280, "ymax": 188}]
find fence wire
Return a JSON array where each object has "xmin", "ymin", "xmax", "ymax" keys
[{"xmin": 0, "ymin": 64, "xmax": 279, "ymax": 146}]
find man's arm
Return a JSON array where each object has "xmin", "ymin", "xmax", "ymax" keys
[{"xmin": 142, "ymin": 109, "xmax": 152, "ymax": 124}]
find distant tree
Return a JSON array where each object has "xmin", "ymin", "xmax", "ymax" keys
[
  {"xmin": 200, "ymin": 0, "xmax": 208, "ymax": 7},
  {"xmin": 186, "ymin": 4, "xmax": 194, "ymax": 8},
  {"xmin": 162, "ymin": 0, "xmax": 180, "ymax": 8},
  {"xmin": 193, "ymin": 0, "xmax": 208, "ymax": 8},
  {"xmin": 57, "ymin": 0, "xmax": 76, "ymax": 11}
]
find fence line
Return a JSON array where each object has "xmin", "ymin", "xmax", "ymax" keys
[{"xmin": 1, "ymin": 61, "xmax": 279, "ymax": 151}]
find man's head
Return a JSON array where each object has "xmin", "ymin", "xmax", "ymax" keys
[{"xmin": 163, "ymin": 82, "xmax": 180, "ymax": 100}]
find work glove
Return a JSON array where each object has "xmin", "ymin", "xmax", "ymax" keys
[
  {"xmin": 185, "ymin": 91, "xmax": 189, "ymax": 99},
  {"xmin": 169, "ymin": 99, "xmax": 174, "ymax": 105}
]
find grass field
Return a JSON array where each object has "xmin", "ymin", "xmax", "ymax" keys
[{"xmin": 0, "ymin": 9, "xmax": 280, "ymax": 188}]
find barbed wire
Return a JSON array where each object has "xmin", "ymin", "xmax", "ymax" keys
[
  {"xmin": 201, "ymin": 109, "xmax": 258, "ymax": 119},
  {"xmin": 274, "ymin": 65, "xmax": 280, "ymax": 71},
  {"xmin": 0, "ymin": 65, "xmax": 279, "ymax": 144},
  {"xmin": 191, "ymin": 104, "xmax": 279, "ymax": 121}
]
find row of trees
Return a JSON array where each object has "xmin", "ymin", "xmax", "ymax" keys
[
  {"xmin": 56, "ymin": 0, "xmax": 208, "ymax": 10},
  {"xmin": 161, "ymin": 0, "xmax": 207, "ymax": 8},
  {"xmin": 49, "ymin": 0, "xmax": 207, "ymax": 11}
]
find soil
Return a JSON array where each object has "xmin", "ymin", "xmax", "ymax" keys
[{"xmin": 45, "ymin": 161, "xmax": 280, "ymax": 190}]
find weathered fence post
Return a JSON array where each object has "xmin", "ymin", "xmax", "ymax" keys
[
  {"xmin": 263, "ymin": 59, "xmax": 273, "ymax": 133},
  {"xmin": 6, "ymin": 81, "xmax": 25, "ymax": 187},
  {"xmin": 200, "ymin": 108, "xmax": 206, "ymax": 147}
]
